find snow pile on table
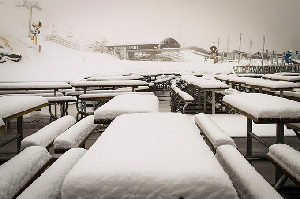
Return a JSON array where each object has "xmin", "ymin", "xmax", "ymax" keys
[
  {"xmin": 216, "ymin": 145, "xmax": 283, "ymax": 199},
  {"xmin": 70, "ymin": 80, "xmax": 148, "ymax": 87},
  {"xmin": 0, "ymin": 146, "xmax": 51, "ymax": 199},
  {"xmin": 182, "ymin": 75, "xmax": 229, "ymax": 89},
  {"xmin": 61, "ymin": 113, "xmax": 238, "ymax": 198},
  {"xmin": 0, "ymin": 96, "xmax": 48, "ymax": 119},
  {"xmin": 21, "ymin": 115, "xmax": 76, "ymax": 150},
  {"xmin": 94, "ymin": 94, "xmax": 159, "ymax": 120},
  {"xmin": 207, "ymin": 114, "xmax": 296, "ymax": 137},
  {"xmin": 223, "ymin": 93, "xmax": 300, "ymax": 119},
  {"xmin": 54, "ymin": 115, "xmax": 98, "ymax": 150},
  {"xmin": 267, "ymin": 144, "xmax": 300, "ymax": 182},
  {"xmin": 17, "ymin": 148, "xmax": 86, "ymax": 199},
  {"xmin": 195, "ymin": 113, "xmax": 236, "ymax": 148}
]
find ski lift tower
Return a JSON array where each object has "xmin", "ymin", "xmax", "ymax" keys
[{"xmin": 20, "ymin": 0, "xmax": 42, "ymax": 37}]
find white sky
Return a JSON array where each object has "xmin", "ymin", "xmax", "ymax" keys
[{"xmin": 2, "ymin": 0, "xmax": 300, "ymax": 53}]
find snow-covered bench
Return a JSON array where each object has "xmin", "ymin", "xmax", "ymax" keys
[
  {"xmin": 216, "ymin": 145, "xmax": 283, "ymax": 199},
  {"xmin": 94, "ymin": 94, "xmax": 159, "ymax": 124},
  {"xmin": 267, "ymin": 144, "xmax": 300, "ymax": 189},
  {"xmin": 0, "ymin": 146, "xmax": 52, "ymax": 199},
  {"xmin": 195, "ymin": 113, "xmax": 236, "ymax": 152},
  {"xmin": 53, "ymin": 115, "xmax": 99, "ymax": 153},
  {"xmin": 21, "ymin": 115, "xmax": 76, "ymax": 150},
  {"xmin": 17, "ymin": 148, "xmax": 86, "ymax": 199},
  {"xmin": 170, "ymin": 85, "xmax": 194, "ymax": 113}
]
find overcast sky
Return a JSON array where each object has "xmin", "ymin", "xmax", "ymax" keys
[{"xmin": 4, "ymin": 0, "xmax": 300, "ymax": 53}]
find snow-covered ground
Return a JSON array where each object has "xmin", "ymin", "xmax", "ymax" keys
[{"xmin": 0, "ymin": 2, "xmax": 236, "ymax": 82}]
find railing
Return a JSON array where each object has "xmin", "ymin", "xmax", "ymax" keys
[{"xmin": 234, "ymin": 65, "xmax": 300, "ymax": 74}]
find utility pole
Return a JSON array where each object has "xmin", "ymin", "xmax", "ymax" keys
[
  {"xmin": 178, "ymin": 21, "xmax": 181, "ymax": 45},
  {"xmin": 262, "ymin": 35, "xmax": 265, "ymax": 66},
  {"xmin": 238, "ymin": 33, "xmax": 242, "ymax": 65},
  {"xmin": 227, "ymin": 36, "xmax": 229, "ymax": 61},
  {"xmin": 217, "ymin": 38, "xmax": 219, "ymax": 54},
  {"xmin": 249, "ymin": 38, "xmax": 252, "ymax": 65}
]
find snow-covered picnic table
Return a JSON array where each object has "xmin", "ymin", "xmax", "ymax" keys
[
  {"xmin": 0, "ymin": 81, "xmax": 71, "ymax": 94},
  {"xmin": 61, "ymin": 113, "xmax": 238, "ymax": 198},
  {"xmin": 94, "ymin": 94, "xmax": 159, "ymax": 124},
  {"xmin": 181, "ymin": 75, "xmax": 229, "ymax": 114},
  {"xmin": 245, "ymin": 78, "xmax": 300, "ymax": 97},
  {"xmin": 70, "ymin": 80, "xmax": 149, "ymax": 92},
  {"xmin": 262, "ymin": 74, "xmax": 300, "ymax": 82},
  {"xmin": 0, "ymin": 96, "xmax": 48, "ymax": 152},
  {"xmin": 86, "ymin": 75, "xmax": 144, "ymax": 81},
  {"xmin": 222, "ymin": 93, "xmax": 300, "ymax": 157}
]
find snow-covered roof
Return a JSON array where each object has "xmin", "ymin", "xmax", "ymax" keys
[
  {"xmin": 223, "ymin": 93, "xmax": 300, "ymax": 121},
  {"xmin": 105, "ymin": 37, "xmax": 171, "ymax": 46},
  {"xmin": 94, "ymin": 94, "xmax": 159, "ymax": 121},
  {"xmin": 61, "ymin": 113, "xmax": 238, "ymax": 198}
]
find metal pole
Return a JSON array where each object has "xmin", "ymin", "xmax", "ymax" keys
[
  {"xmin": 28, "ymin": 5, "xmax": 32, "ymax": 37},
  {"xmin": 227, "ymin": 36, "xmax": 229, "ymax": 61},
  {"xmin": 238, "ymin": 33, "xmax": 242, "ymax": 65},
  {"xmin": 250, "ymin": 38, "xmax": 252, "ymax": 65},
  {"xmin": 247, "ymin": 118, "xmax": 253, "ymax": 157},
  {"xmin": 262, "ymin": 35, "xmax": 265, "ymax": 67}
]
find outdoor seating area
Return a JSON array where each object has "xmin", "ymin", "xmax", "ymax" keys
[{"xmin": 1, "ymin": 72, "xmax": 300, "ymax": 198}]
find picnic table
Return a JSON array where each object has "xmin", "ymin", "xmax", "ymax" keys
[
  {"xmin": 182, "ymin": 76, "xmax": 229, "ymax": 114},
  {"xmin": 94, "ymin": 94, "xmax": 159, "ymax": 124},
  {"xmin": 0, "ymin": 81, "xmax": 72, "ymax": 119},
  {"xmin": 0, "ymin": 96, "xmax": 48, "ymax": 152},
  {"xmin": 86, "ymin": 75, "xmax": 144, "ymax": 81},
  {"xmin": 61, "ymin": 113, "xmax": 238, "ymax": 198},
  {"xmin": 70, "ymin": 80, "xmax": 149, "ymax": 92},
  {"xmin": 222, "ymin": 93, "xmax": 300, "ymax": 155}
]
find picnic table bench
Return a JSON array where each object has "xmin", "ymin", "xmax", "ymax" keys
[
  {"xmin": 20, "ymin": 115, "xmax": 76, "ymax": 150},
  {"xmin": 267, "ymin": 144, "xmax": 300, "ymax": 190},
  {"xmin": 17, "ymin": 148, "xmax": 86, "ymax": 199},
  {"xmin": 0, "ymin": 96, "xmax": 48, "ymax": 152},
  {"xmin": 216, "ymin": 145, "xmax": 283, "ymax": 199},
  {"xmin": 46, "ymin": 96, "xmax": 77, "ymax": 121},
  {"xmin": 170, "ymin": 82, "xmax": 194, "ymax": 113},
  {"xmin": 195, "ymin": 113, "xmax": 236, "ymax": 152},
  {"xmin": 0, "ymin": 146, "xmax": 52, "ymax": 199},
  {"xmin": 53, "ymin": 115, "xmax": 100, "ymax": 153}
]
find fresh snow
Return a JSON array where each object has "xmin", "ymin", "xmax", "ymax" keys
[
  {"xmin": 195, "ymin": 113, "xmax": 236, "ymax": 148},
  {"xmin": 61, "ymin": 113, "xmax": 238, "ymax": 198},
  {"xmin": 17, "ymin": 148, "xmax": 86, "ymax": 199},
  {"xmin": 223, "ymin": 93, "xmax": 300, "ymax": 120},
  {"xmin": 86, "ymin": 75, "xmax": 144, "ymax": 81},
  {"xmin": 0, "ymin": 146, "xmax": 51, "ymax": 199},
  {"xmin": 54, "ymin": 115, "xmax": 98, "ymax": 150},
  {"xmin": 0, "ymin": 81, "xmax": 71, "ymax": 89},
  {"xmin": 267, "ymin": 144, "xmax": 300, "ymax": 182},
  {"xmin": 21, "ymin": 115, "xmax": 76, "ymax": 150},
  {"xmin": 216, "ymin": 145, "xmax": 283, "ymax": 199},
  {"xmin": 94, "ymin": 94, "xmax": 159, "ymax": 120},
  {"xmin": 182, "ymin": 75, "xmax": 229, "ymax": 89},
  {"xmin": 0, "ymin": 96, "xmax": 48, "ymax": 119},
  {"xmin": 70, "ymin": 80, "xmax": 149, "ymax": 87}
]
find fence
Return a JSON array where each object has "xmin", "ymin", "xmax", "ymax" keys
[{"xmin": 234, "ymin": 65, "xmax": 300, "ymax": 74}]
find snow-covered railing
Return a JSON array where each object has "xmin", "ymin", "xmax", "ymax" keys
[
  {"xmin": 44, "ymin": 35, "xmax": 90, "ymax": 52},
  {"xmin": 17, "ymin": 148, "xmax": 86, "ymax": 199},
  {"xmin": 234, "ymin": 65, "xmax": 300, "ymax": 74},
  {"xmin": 216, "ymin": 145, "xmax": 283, "ymax": 199}
]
